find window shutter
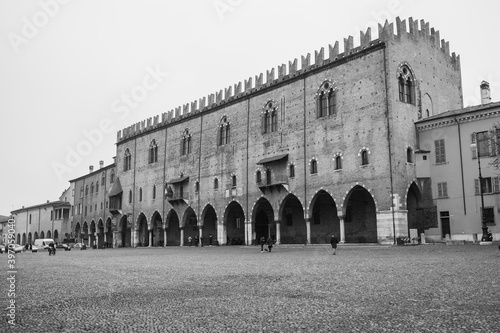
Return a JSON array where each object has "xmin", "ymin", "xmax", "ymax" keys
[
  {"xmin": 471, "ymin": 132, "xmax": 477, "ymax": 159},
  {"xmin": 494, "ymin": 177, "xmax": 500, "ymax": 193},
  {"xmin": 226, "ymin": 125, "xmax": 230, "ymax": 144},
  {"xmin": 474, "ymin": 179, "xmax": 480, "ymax": 195}
]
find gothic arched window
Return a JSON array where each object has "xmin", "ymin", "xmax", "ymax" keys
[
  {"xmin": 124, "ymin": 148, "xmax": 132, "ymax": 171},
  {"xmin": 397, "ymin": 64, "xmax": 415, "ymax": 105},
  {"xmin": 218, "ymin": 116, "xmax": 230, "ymax": 146},
  {"xmin": 181, "ymin": 129, "xmax": 192, "ymax": 156},
  {"xmin": 149, "ymin": 139, "xmax": 158, "ymax": 164},
  {"xmin": 317, "ymin": 80, "xmax": 337, "ymax": 118},
  {"xmin": 262, "ymin": 100, "xmax": 278, "ymax": 134}
]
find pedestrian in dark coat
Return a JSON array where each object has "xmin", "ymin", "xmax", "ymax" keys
[
  {"xmin": 200, "ymin": 235, "xmax": 204, "ymax": 247},
  {"xmin": 259, "ymin": 236, "xmax": 266, "ymax": 252},
  {"xmin": 330, "ymin": 234, "xmax": 338, "ymax": 255},
  {"xmin": 188, "ymin": 236, "xmax": 193, "ymax": 247},
  {"xmin": 266, "ymin": 236, "xmax": 274, "ymax": 252},
  {"xmin": 209, "ymin": 234, "xmax": 213, "ymax": 246},
  {"xmin": 194, "ymin": 236, "xmax": 199, "ymax": 247}
]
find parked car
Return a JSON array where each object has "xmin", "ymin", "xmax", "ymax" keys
[
  {"xmin": 8, "ymin": 244, "xmax": 23, "ymax": 253},
  {"xmin": 72, "ymin": 243, "xmax": 87, "ymax": 250},
  {"xmin": 56, "ymin": 244, "xmax": 71, "ymax": 251}
]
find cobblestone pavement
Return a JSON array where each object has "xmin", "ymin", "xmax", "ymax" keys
[{"xmin": 1, "ymin": 244, "xmax": 499, "ymax": 332}]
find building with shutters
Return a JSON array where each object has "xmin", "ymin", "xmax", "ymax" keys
[{"xmin": 415, "ymin": 82, "xmax": 500, "ymax": 242}]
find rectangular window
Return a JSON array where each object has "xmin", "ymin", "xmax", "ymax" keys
[
  {"xmin": 477, "ymin": 131, "xmax": 490, "ymax": 158},
  {"xmin": 475, "ymin": 177, "xmax": 494, "ymax": 194},
  {"xmin": 483, "ymin": 207, "xmax": 495, "ymax": 225},
  {"xmin": 437, "ymin": 182, "xmax": 448, "ymax": 198},
  {"xmin": 435, "ymin": 139, "xmax": 446, "ymax": 164}
]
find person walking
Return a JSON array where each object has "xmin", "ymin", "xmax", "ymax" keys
[
  {"xmin": 266, "ymin": 236, "xmax": 274, "ymax": 253},
  {"xmin": 259, "ymin": 236, "xmax": 266, "ymax": 252},
  {"xmin": 330, "ymin": 234, "xmax": 338, "ymax": 255},
  {"xmin": 188, "ymin": 236, "xmax": 193, "ymax": 247},
  {"xmin": 209, "ymin": 234, "xmax": 213, "ymax": 246},
  {"xmin": 194, "ymin": 236, "xmax": 199, "ymax": 247}
]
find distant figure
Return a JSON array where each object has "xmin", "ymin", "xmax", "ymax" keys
[
  {"xmin": 266, "ymin": 236, "xmax": 274, "ymax": 253},
  {"xmin": 259, "ymin": 236, "xmax": 266, "ymax": 252},
  {"xmin": 200, "ymin": 235, "xmax": 204, "ymax": 247},
  {"xmin": 330, "ymin": 234, "xmax": 338, "ymax": 255},
  {"xmin": 194, "ymin": 236, "xmax": 199, "ymax": 247},
  {"xmin": 48, "ymin": 242, "xmax": 56, "ymax": 256},
  {"xmin": 188, "ymin": 236, "xmax": 193, "ymax": 247},
  {"xmin": 209, "ymin": 234, "xmax": 213, "ymax": 246}
]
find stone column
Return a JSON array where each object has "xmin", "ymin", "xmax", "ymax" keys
[
  {"xmin": 306, "ymin": 218, "xmax": 311, "ymax": 245},
  {"xmin": 245, "ymin": 220, "xmax": 253, "ymax": 245},
  {"xmin": 163, "ymin": 229, "xmax": 167, "ymax": 247},
  {"xmin": 180, "ymin": 228, "xmax": 184, "ymax": 246},
  {"xmin": 198, "ymin": 226, "xmax": 203, "ymax": 247},
  {"xmin": 104, "ymin": 233, "xmax": 107, "ymax": 248},
  {"xmin": 339, "ymin": 215, "xmax": 345, "ymax": 243},
  {"xmin": 275, "ymin": 220, "xmax": 281, "ymax": 245},
  {"xmin": 148, "ymin": 229, "xmax": 152, "ymax": 247},
  {"xmin": 133, "ymin": 228, "xmax": 138, "ymax": 247}
]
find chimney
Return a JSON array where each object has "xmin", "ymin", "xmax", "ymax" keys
[
  {"xmin": 480, "ymin": 81, "xmax": 491, "ymax": 104},
  {"xmin": 89, "ymin": 165, "xmax": 94, "ymax": 173},
  {"xmin": 99, "ymin": 160, "xmax": 104, "ymax": 169}
]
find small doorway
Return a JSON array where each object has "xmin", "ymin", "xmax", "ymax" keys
[{"xmin": 440, "ymin": 211, "xmax": 450, "ymax": 239}]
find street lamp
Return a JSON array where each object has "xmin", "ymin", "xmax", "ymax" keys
[{"xmin": 470, "ymin": 132, "xmax": 489, "ymax": 241}]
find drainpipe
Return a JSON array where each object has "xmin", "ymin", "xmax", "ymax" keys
[
  {"xmin": 383, "ymin": 46, "xmax": 396, "ymax": 244},
  {"xmin": 454, "ymin": 118, "xmax": 467, "ymax": 215}
]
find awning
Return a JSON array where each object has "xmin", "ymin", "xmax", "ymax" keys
[
  {"xmin": 256, "ymin": 154, "xmax": 288, "ymax": 165},
  {"xmin": 108, "ymin": 178, "xmax": 123, "ymax": 196},
  {"xmin": 168, "ymin": 176, "xmax": 189, "ymax": 184}
]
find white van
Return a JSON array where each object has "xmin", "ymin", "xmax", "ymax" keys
[{"xmin": 34, "ymin": 239, "xmax": 55, "ymax": 250}]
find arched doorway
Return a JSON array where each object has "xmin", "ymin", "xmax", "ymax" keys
[
  {"xmin": 34, "ymin": 231, "xmax": 38, "ymax": 241},
  {"xmin": 22, "ymin": 233, "xmax": 26, "ymax": 245},
  {"xmin": 40, "ymin": 231, "xmax": 45, "ymax": 239},
  {"xmin": 166, "ymin": 210, "xmax": 180, "ymax": 246},
  {"xmin": 53, "ymin": 230, "xmax": 59, "ymax": 243},
  {"xmin": 280, "ymin": 194, "xmax": 306, "ymax": 244},
  {"xmin": 137, "ymin": 213, "xmax": 148, "ymax": 247},
  {"xmin": 253, "ymin": 198, "xmax": 274, "ymax": 244},
  {"xmin": 83, "ymin": 222, "xmax": 89, "ymax": 245},
  {"xmin": 75, "ymin": 223, "xmax": 81, "ymax": 243},
  {"xmin": 344, "ymin": 186, "xmax": 377, "ymax": 243},
  {"xmin": 106, "ymin": 218, "xmax": 113, "ymax": 248},
  {"xmin": 90, "ymin": 221, "xmax": 96, "ymax": 248},
  {"xmin": 224, "ymin": 201, "xmax": 245, "ymax": 245},
  {"xmin": 28, "ymin": 232, "xmax": 32, "ymax": 245},
  {"xmin": 47, "ymin": 230, "xmax": 51, "ymax": 239},
  {"xmin": 407, "ymin": 183, "xmax": 423, "ymax": 236},
  {"xmin": 310, "ymin": 190, "xmax": 339, "ymax": 244},
  {"xmin": 98, "ymin": 219, "xmax": 105, "ymax": 249},
  {"xmin": 151, "ymin": 211, "xmax": 163, "ymax": 247},
  {"xmin": 119, "ymin": 215, "xmax": 130, "ymax": 247},
  {"xmin": 202, "ymin": 205, "xmax": 217, "ymax": 245},
  {"xmin": 17, "ymin": 234, "xmax": 20, "ymax": 244},
  {"xmin": 183, "ymin": 207, "xmax": 198, "ymax": 246}
]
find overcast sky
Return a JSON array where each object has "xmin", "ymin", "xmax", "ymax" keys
[{"xmin": 1, "ymin": 0, "xmax": 499, "ymax": 215}]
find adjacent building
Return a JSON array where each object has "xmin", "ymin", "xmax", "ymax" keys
[{"xmin": 416, "ymin": 82, "xmax": 500, "ymax": 242}]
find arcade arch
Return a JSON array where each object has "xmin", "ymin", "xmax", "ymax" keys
[{"xmin": 344, "ymin": 186, "xmax": 377, "ymax": 243}]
